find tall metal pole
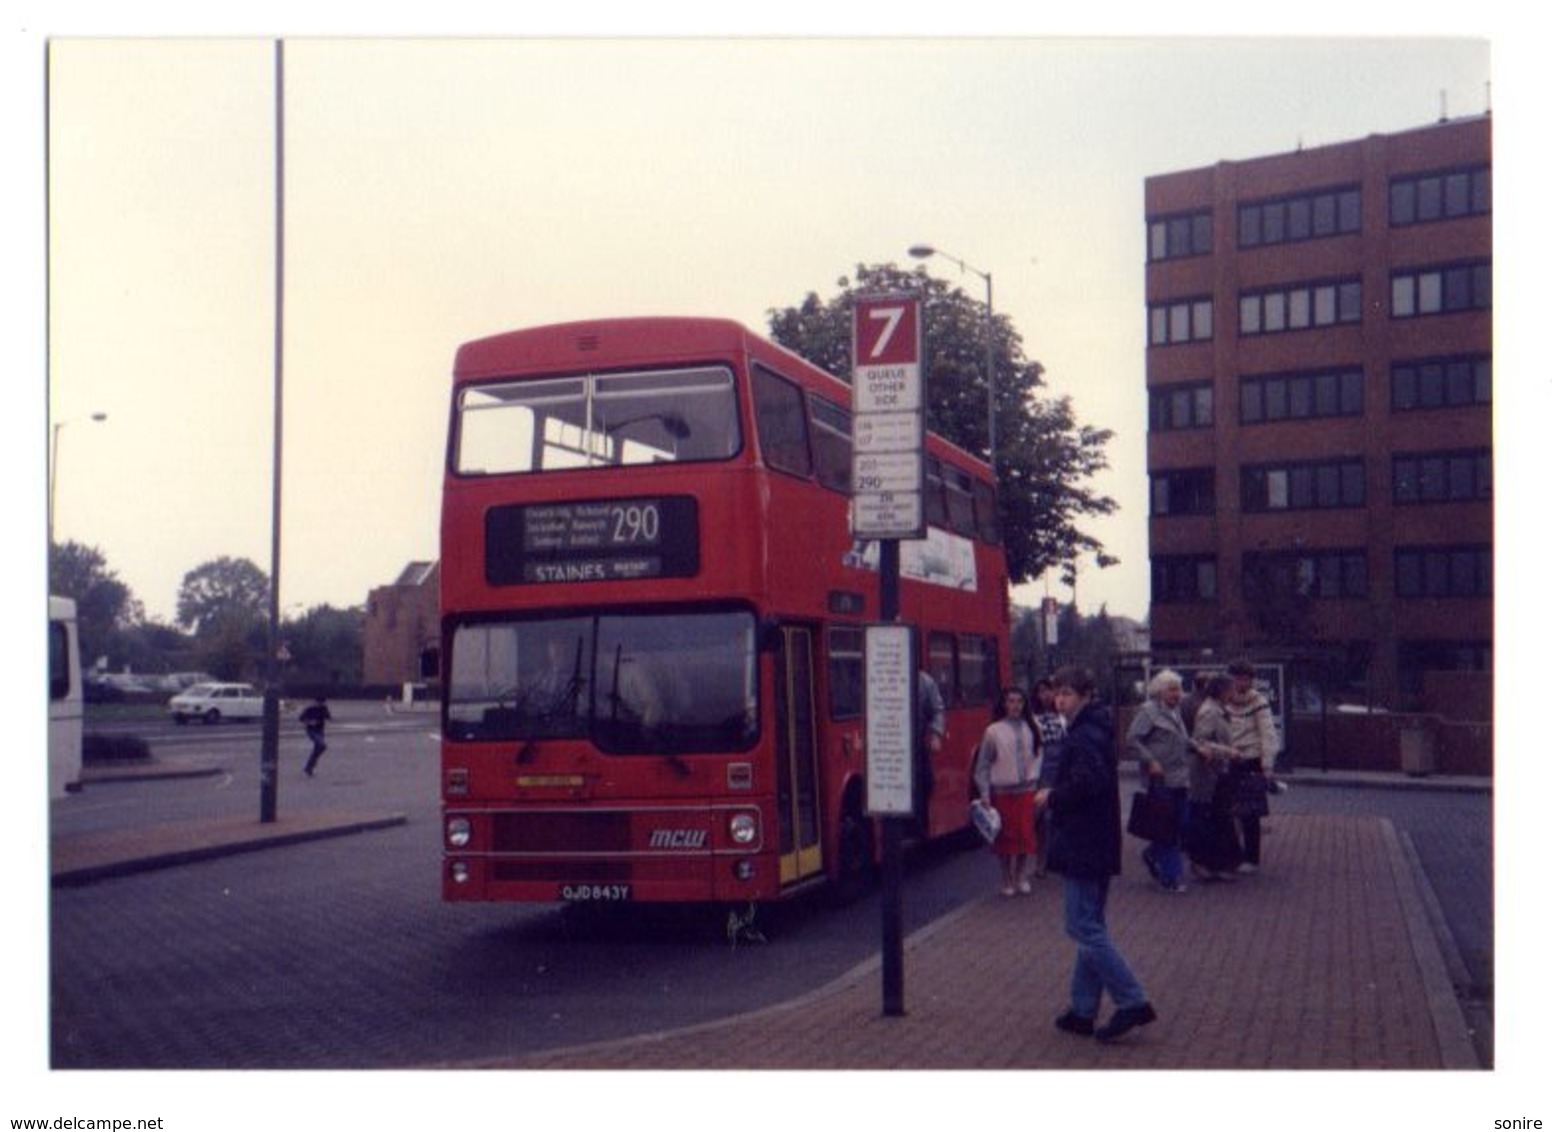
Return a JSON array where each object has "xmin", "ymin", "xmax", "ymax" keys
[
  {"xmin": 982, "ymin": 272, "xmax": 996, "ymax": 478},
  {"xmin": 49, "ymin": 423, "xmax": 67, "ymax": 551},
  {"xmin": 260, "ymin": 39, "xmax": 286, "ymax": 823},
  {"xmin": 853, "ymin": 293, "xmax": 924, "ymax": 1019},
  {"xmin": 878, "ymin": 540, "xmax": 904, "ymax": 1016},
  {"xmin": 48, "ymin": 414, "xmax": 107, "ymax": 548}
]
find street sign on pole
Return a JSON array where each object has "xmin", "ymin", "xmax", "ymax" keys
[
  {"xmin": 865, "ymin": 623, "xmax": 916, "ymax": 817},
  {"xmin": 851, "ymin": 293, "xmax": 927, "ymax": 1018},
  {"xmin": 851, "ymin": 295, "xmax": 925, "ymax": 541},
  {"xmin": 853, "ymin": 411, "xmax": 921, "ymax": 454}
]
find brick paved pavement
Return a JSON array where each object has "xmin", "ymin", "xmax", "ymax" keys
[
  {"xmin": 458, "ymin": 813, "xmax": 1477, "ymax": 1070},
  {"xmin": 51, "ymin": 809, "xmax": 407, "ymax": 885},
  {"xmin": 49, "ymin": 767, "xmax": 1482, "ymax": 1073}
]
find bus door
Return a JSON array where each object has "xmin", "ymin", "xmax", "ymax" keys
[{"xmin": 774, "ymin": 625, "xmax": 823, "ymax": 885}]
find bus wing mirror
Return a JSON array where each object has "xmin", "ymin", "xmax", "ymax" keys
[{"xmin": 758, "ymin": 618, "xmax": 783, "ymax": 653}]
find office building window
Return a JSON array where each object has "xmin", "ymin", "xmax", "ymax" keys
[
  {"xmin": 1243, "ymin": 549, "xmax": 1368, "ymax": 601},
  {"xmin": 1240, "ymin": 278, "xmax": 1361, "ymax": 336},
  {"xmin": 1394, "ymin": 546, "xmax": 1492, "ymax": 599},
  {"xmin": 1150, "ymin": 468, "xmax": 1215, "ymax": 516},
  {"xmin": 1148, "ymin": 210, "xmax": 1213, "ymax": 261},
  {"xmin": 1148, "ymin": 298, "xmax": 1213, "ymax": 345},
  {"xmin": 1152, "ymin": 555, "xmax": 1217, "ymax": 603},
  {"xmin": 1242, "ymin": 458, "xmax": 1364, "ymax": 512},
  {"xmin": 1238, "ymin": 185, "xmax": 1361, "ymax": 248},
  {"xmin": 1391, "ymin": 261, "xmax": 1491, "ymax": 318},
  {"xmin": 1392, "ymin": 356, "xmax": 1492, "ymax": 411},
  {"xmin": 1148, "ymin": 382, "xmax": 1213, "ymax": 431},
  {"xmin": 1396, "ymin": 639, "xmax": 1491, "ymax": 705},
  {"xmin": 1393, "ymin": 450, "xmax": 1492, "ymax": 504},
  {"xmin": 1241, "ymin": 368, "xmax": 1364, "ymax": 423},
  {"xmin": 1390, "ymin": 165, "xmax": 1490, "ymax": 226}
]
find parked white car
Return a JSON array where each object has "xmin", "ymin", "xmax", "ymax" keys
[{"xmin": 168, "ymin": 682, "xmax": 264, "ymax": 725}]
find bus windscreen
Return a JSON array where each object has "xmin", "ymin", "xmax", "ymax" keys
[{"xmin": 446, "ymin": 610, "xmax": 758, "ymax": 755}]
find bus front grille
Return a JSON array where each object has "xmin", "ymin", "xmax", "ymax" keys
[{"xmin": 490, "ymin": 810, "xmax": 633, "ymax": 853}]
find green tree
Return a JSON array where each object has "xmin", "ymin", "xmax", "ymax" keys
[
  {"xmin": 1053, "ymin": 603, "xmax": 1119, "ymax": 691},
  {"xmin": 177, "ymin": 557, "xmax": 271, "ymax": 679},
  {"xmin": 1010, "ymin": 601, "xmax": 1128, "ymax": 696},
  {"xmin": 115, "ymin": 619, "xmax": 200, "ymax": 677},
  {"xmin": 196, "ymin": 617, "xmax": 265, "ymax": 682},
  {"xmin": 767, "ymin": 262, "xmax": 1117, "ymax": 584},
  {"xmin": 48, "ymin": 540, "xmax": 142, "ymax": 669},
  {"xmin": 176, "ymin": 556, "xmax": 270, "ymax": 635},
  {"xmin": 1010, "ymin": 605, "xmax": 1048, "ymax": 688},
  {"xmin": 280, "ymin": 604, "xmax": 365, "ymax": 687}
]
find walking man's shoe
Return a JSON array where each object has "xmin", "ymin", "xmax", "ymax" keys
[
  {"xmin": 1095, "ymin": 1003, "xmax": 1157, "ymax": 1043},
  {"xmin": 1054, "ymin": 1010, "xmax": 1095, "ymax": 1037},
  {"xmin": 1141, "ymin": 848, "xmax": 1162, "ymax": 884}
]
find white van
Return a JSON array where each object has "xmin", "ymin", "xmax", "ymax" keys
[{"xmin": 49, "ymin": 595, "xmax": 84, "ymax": 797}]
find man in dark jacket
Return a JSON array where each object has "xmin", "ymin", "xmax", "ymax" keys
[
  {"xmin": 1036, "ymin": 665, "xmax": 1157, "ymax": 1043},
  {"xmin": 301, "ymin": 696, "xmax": 332, "ymax": 777}
]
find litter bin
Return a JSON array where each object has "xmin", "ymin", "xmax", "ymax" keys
[{"xmin": 1399, "ymin": 717, "xmax": 1438, "ymax": 777}]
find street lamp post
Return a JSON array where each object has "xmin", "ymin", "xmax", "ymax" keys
[
  {"xmin": 261, "ymin": 38, "xmax": 287, "ymax": 824},
  {"xmin": 907, "ymin": 244, "xmax": 996, "ymax": 477},
  {"xmin": 48, "ymin": 412, "xmax": 108, "ymax": 547}
]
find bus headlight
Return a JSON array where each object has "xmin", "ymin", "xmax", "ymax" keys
[
  {"xmin": 728, "ymin": 812, "xmax": 758, "ymax": 846},
  {"xmin": 450, "ymin": 860, "xmax": 471, "ymax": 885},
  {"xmin": 446, "ymin": 817, "xmax": 472, "ymax": 849}
]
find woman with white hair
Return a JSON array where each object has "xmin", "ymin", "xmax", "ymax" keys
[{"xmin": 1125, "ymin": 669, "xmax": 1192, "ymax": 893}]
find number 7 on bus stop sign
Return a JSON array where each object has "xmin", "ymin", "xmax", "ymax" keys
[{"xmin": 852, "ymin": 297, "xmax": 922, "ymax": 413}]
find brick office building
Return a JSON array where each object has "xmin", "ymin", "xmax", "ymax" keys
[
  {"xmin": 1144, "ymin": 115, "xmax": 1491, "ymax": 715},
  {"xmin": 361, "ymin": 561, "xmax": 440, "ymax": 690}
]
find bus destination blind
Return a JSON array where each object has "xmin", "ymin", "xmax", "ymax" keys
[{"xmin": 485, "ymin": 497, "xmax": 700, "ymax": 585}]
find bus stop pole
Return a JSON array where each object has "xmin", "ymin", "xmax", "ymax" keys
[{"xmin": 879, "ymin": 538, "xmax": 905, "ymax": 1016}]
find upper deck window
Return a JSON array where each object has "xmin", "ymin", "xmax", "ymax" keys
[
  {"xmin": 752, "ymin": 365, "xmax": 813, "ymax": 477},
  {"xmin": 455, "ymin": 366, "xmax": 740, "ymax": 475}
]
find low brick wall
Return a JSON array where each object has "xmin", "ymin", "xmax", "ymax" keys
[
  {"xmin": 1432, "ymin": 718, "xmax": 1494, "ymax": 776},
  {"xmin": 1287, "ymin": 712, "xmax": 1492, "ymax": 777}
]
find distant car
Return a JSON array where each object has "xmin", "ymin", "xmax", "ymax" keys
[
  {"xmin": 168, "ymin": 682, "xmax": 264, "ymax": 725},
  {"xmin": 95, "ymin": 673, "xmax": 158, "ymax": 695},
  {"xmin": 151, "ymin": 671, "xmax": 215, "ymax": 693},
  {"xmin": 84, "ymin": 679, "xmax": 127, "ymax": 704}
]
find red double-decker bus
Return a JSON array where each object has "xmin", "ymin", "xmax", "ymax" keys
[{"xmin": 439, "ymin": 316, "xmax": 1010, "ymax": 905}]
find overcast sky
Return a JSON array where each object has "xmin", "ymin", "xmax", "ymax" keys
[{"xmin": 38, "ymin": 31, "xmax": 1497, "ymax": 628}]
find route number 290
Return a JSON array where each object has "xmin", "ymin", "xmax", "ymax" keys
[{"xmin": 609, "ymin": 503, "xmax": 660, "ymax": 545}]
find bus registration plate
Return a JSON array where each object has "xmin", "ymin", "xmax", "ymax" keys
[{"xmin": 559, "ymin": 883, "xmax": 632, "ymax": 902}]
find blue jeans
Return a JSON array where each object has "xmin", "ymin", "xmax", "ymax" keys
[
  {"xmin": 1239, "ymin": 814, "xmax": 1262, "ymax": 866},
  {"xmin": 1062, "ymin": 876, "xmax": 1149, "ymax": 1018},
  {"xmin": 1143, "ymin": 787, "xmax": 1190, "ymax": 885}
]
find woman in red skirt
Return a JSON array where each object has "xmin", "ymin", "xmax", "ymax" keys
[{"xmin": 973, "ymin": 686, "xmax": 1042, "ymax": 896}]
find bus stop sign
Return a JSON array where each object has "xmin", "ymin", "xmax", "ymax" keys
[{"xmin": 851, "ymin": 295, "xmax": 925, "ymax": 540}]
